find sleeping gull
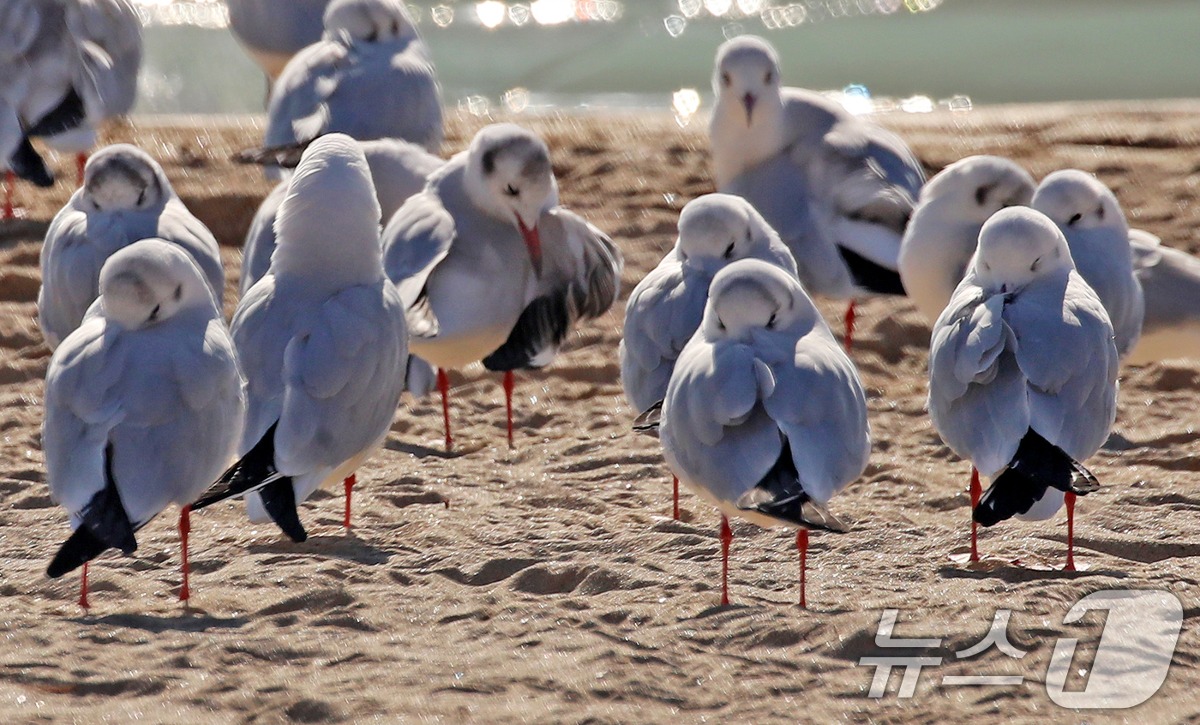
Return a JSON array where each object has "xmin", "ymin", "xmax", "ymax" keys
[
  {"xmin": 898, "ymin": 155, "xmax": 1035, "ymax": 324},
  {"xmin": 226, "ymin": 0, "xmax": 333, "ymax": 82},
  {"xmin": 383, "ymin": 123, "xmax": 622, "ymax": 450},
  {"xmin": 708, "ymin": 35, "xmax": 924, "ymax": 349},
  {"xmin": 648, "ymin": 259, "xmax": 867, "ymax": 606},
  {"xmin": 254, "ymin": 0, "xmax": 442, "ymax": 179},
  {"xmin": 43, "ymin": 239, "xmax": 245, "ymax": 607},
  {"xmin": 192, "ymin": 134, "xmax": 408, "ymax": 540},
  {"xmin": 38, "ymin": 144, "xmax": 224, "ymax": 349},
  {"xmin": 620, "ymin": 193, "xmax": 796, "ymax": 518},
  {"xmin": 928, "ymin": 207, "xmax": 1118, "ymax": 569},
  {"xmin": 1126, "ymin": 229, "xmax": 1200, "ymax": 365},
  {"xmin": 1031, "ymin": 169, "xmax": 1144, "ymax": 358}
]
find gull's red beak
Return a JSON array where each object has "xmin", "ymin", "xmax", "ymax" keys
[
  {"xmin": 742, "ymin": 93, "xmax": 756, "ymax": 124},
  {"xmin": 517, "ymin": 216, "xmax": 543, "ymax": 275}
]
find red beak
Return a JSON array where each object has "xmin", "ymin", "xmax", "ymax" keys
[
  {"xmin": 517, "ymin": 216, "xmax": 543, "ymax": 275},
  {"xmin": 742, "ymin": 93, "xmax": 756, "ymax": 124}
]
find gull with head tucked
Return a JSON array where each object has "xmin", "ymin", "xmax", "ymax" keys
[
  {"xmin": 929, "ymin": 207, "xmax": 1119, "ymax": 569},
  {"xmin": 192, "ymin": 133, "xmax": 409, "ymax": 542},
  {"xmin": 1126, "ymin": 229, "xmax": 1200, "ymax": 365},
  {"xmin": 898, "ymin": 155, "xmax": 1036, "ymax": 324},
  {"xmin": 383, "ymin": 123, "xmax": 622, "ymax": 450},
  {"xmin": 43, "ymin": 239, "xmax": 245, "ymax": 608},
  {"xmin": 38, "ymin": 144, "xmax": 224, "ymax": 349},
  {"xmin": 226, "ymin": 0, "xmax": 333, "ymax": 82},
  {"xmin": 708, "ymin": 35, "xmax": 925, "ymax": 348},
  {"xmin": 648, "ymin": 259, "xmax": 868, "ymax": 606}
]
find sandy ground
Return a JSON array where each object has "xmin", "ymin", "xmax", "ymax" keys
[{"xmin": 1, "ymin": 102, "xmax": 1200, "ymax": 723}]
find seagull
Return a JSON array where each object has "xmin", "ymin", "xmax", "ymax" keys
[
  {"xmin": 708, "ymin": 35, "xmax": 924, "ymax": 350},
  {"xmin": 383, "ymin": 123, "xmax": 622, "ymax": 450},
  {"xmin": 254, "ymin": 0, "xmax": 442, "ymax": 178},
  {"xmin": 226, "ymin": 0, "xmax": 333, "ymax": 82},
  {"xmin": 1031, "ymin": 169, "xmax": 1144, "ymax": 358},
  {"xmin": 38, "ymin": 144, "xmax": 224, "ymax": 349},
  {"xmin": 646, "ymin": 259, "xmax": 867, "ymax": 606},
  {"xmin": 928, "ymin": 207, "xmax": 1119, "ymax": 569},
  {"xmin": 620, "ymin": 193, "xmax": 797, "ymax": 518},
  {"xmin": 1126, "ymin": 229, "xmax": 1200, "ymax": 365},
  {"xmin": 191, "ymin": 134, "xmax": 409, "ymax": 541},
  {"xmin": 898, "ymin": 155, "xmax": 1035, "ymax": 324},
  {"xmin": 42, "ymin": 238, "xmax": 245, "ymax": 608}
]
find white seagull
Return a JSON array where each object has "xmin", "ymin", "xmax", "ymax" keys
[
  {"xmin": 257, "ymin": 0, "xmax": 442, "ymax": 177},
  {"xmin": 708, "ymin": 35, "xmax": 924, "ymax": 348},
  {"xmin": 1031, "ymin": 169, "xmax": 1144, "ymax": 358},
  {"xmin": 928, "ymin": 207, "xmax": 1119, "ymax": 569},
  {"xmin": 898, "ymin": 155, "xmax": 1036, "ymax": 324},
  {"xmin": 621, "ymin": 194, "xmax": 797, "ymax": 518},
  {"xmin": 192, "ymin": 134, "xmax": 409, "ymax": 541},
  {"xmin": 652, "ymin": 259, "xmax": 868, "ymax": 606},
  {"xmin": 226, "ymin": 0, "xmax": 333, "ymax": 82},
  {"xmin": 1126, "ymin": 229, "xmax": 1200, "ymax": 365},
  {"xmin": 43, "ymin": 239, "xmax": 245, "ymax": 607},
  {"xmin": 38, "ymin": 144, "xmax": 224, "ymax": 349},
  {"xmin": 383, "ymin": 123, "xmax": 623, "ymax": 450}
]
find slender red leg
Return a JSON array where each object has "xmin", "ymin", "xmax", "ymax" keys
[
  {"xmin": 79, "ymin": 562, "xmax": 90, "ymax": 610},
  {"xmin": 503, "ymin": 370, "xmax": 515, "ymax": 448},
  {"xmin": 798, "ymin": 529, "xmax": 809, "ymax": 608},
  {"xmin": 969, "ymin": 467, "xmax": 981, "ymax": 562},
  {"xmin": 76, "ymin": 153, "xmax": 87, "ymax": 187},
  {"xmin": 719, "ymin": 515, "xmax": 733, "ymax": 606},
  {"xmin": 343, "ymin": 474, "xmax": 356, "ymax": 530},
  {"xmin": 178, "ymin": 505, "xmax": 191, "ymax": 602},
  {"xmin": 843, "ymin": 300, "xmax": 857, "ymax": 352},
  {"xmin": 672, "ymin": 475, "xmax": 680, "ymax": 521},
  {"xmin": 1064, "ymin": 491, "xmax": 1076, "ymax": 571},
  {"xmin": 3, "ymin": 171, "xmax": 13, "ymax": 220},
  {"xmin": 437, "ymin": 368, "xmax": 452, "ymax": 451}
]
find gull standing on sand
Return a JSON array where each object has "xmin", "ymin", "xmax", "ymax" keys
[
  {"xmin": 192, "ymin": 134, "xmax": 408, "ymax": 541},
  {"xmin": 928, "ymin": 208, "xmax": 1118, "ymax": 569},
  {"xmin": 898, "ymin": 155, "xmax": 1035, "ymax": 324},
  {"xmin": 1031, "ymin": 169, "xmax": 1144, "ymax": 358},
  {"xmin": 708, "ymin": 35, "xmax": 925, "ymax": 348},
  {"xmin": 256, "ymin": 0, "xmax": 442, "ymax": 178},
  {"xmin": 383, "ymin": 123, "xmax": 622, "ymax": 449},
  {"xmin": 652, "ymin": 259, "xmax": 867, "ymax": 606},
  {"xmin": 226, "ymin": 0, "xmax": 333, "ymax": 82},
  {"xmin": 43, "ymin": 239, "xmax": 245, "ymax": 607},
  {"xmin": 1126, "ymin": 229, "xmax": 1200, "ymax": 364},
  {"xmin": 38, "ymin": 144, "xmax": 224, "ymax": 349},
  {"xmin": 621, "ymin": 194, "xmax": 797, "ymax": 518}
]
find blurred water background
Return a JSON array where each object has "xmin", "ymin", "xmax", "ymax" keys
[{"xmin": 134, "ymin": 0, "xmax": 1200, "ymax": 116}]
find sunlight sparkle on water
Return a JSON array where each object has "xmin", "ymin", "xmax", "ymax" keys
[
  {"xmin": 476, "ymin": 1, "xmax": 507, "ymax": 28},
  {"xmin": 672, "ymin": 88, "xmax": 701, "ymax": 127},
  {"xmin": 530, "ymin": 0, "xmax": 576, "ymax": 25}
]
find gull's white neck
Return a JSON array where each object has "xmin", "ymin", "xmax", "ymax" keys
[{"xmin": 709, "ymin": 94, "xmax": 787, "ymax": 189}]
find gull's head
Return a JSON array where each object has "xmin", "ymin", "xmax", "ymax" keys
[
  {"xmin": 99, "ymin": 239, "xmax": 215, "ymax": 330},
  {"xmin": 703, "ymin": 259, "xmax": 812, "ymax": 341},
  {"xmin": 465, "ymin": 124, "xmax": 558, "ymax": 274},
  {"xmin": 323, "ymin": 0, "xmax": 417, "ymax": 44},
  {"xmin": 676, "ymin": 194, "xmax": 778, "ymax": 273},
  {"xmin": 81, "ymin": 144, "xmax": 167, "ymax": 212},
  {"xmin": 921, "ymin": 155, "xmax": 1035, "ymax": 223},
  {"xmin": 1031, "ymin": 169, "xmax": 1125, "ymax": 233},
  {"xmin": 973, "ymin": 207, "xmax": 1073, "ymax": 294},
  {"xmin": 713, "ymin": 36, "xmax": 781, "ymax": 127}
]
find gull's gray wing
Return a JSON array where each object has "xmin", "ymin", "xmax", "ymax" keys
[
  {"xmin": 241, "ymin": 181, "xmax": 288, "ymax": 295},
  {"xmin": 381, "ymin": 189, "xmax": 456, "ymax": 336},
  {"xmin": 1128, "ymin": 230, "xmax": 1200, "ymax": 364},
  {"xmin": 619, "ymin": 256, "xmax": 698, "ymax": 414}
]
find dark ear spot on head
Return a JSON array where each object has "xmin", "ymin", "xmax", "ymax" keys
[
  {"xmin": 174, "ymin": 284, "xmax": 182, "ymax": 301},
  {"xmin": 974, "ymin": 185, "xmax": 990, "ymax": 206},
  {"xmin": 1096, "ymin": 204, "xmax": 1105, "ymax": 220},
  {"xmin": 521, "ymin": 150, "xmax": 552, "ymax": 180},
  {"xmin": 481, "ymin": 149, "xmax": 496, "ymax": 175}
]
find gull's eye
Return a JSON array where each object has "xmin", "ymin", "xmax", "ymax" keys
[
  {"xmin": 391, "ymin": 20, "xmax": 400, "ymax": 35},
  {"xmin": 717, "ymin": 317, "xmax": 726, "ymax": 331},
  {"xmin": 1067, "ymin": 212, "xmax": 1082, "ymax": 226},
  {"xmin": 174, "ymin": 284, "xmax": 182, "ymax": 301},
  {"xmin": 766, "ymin": 312, "xmax": 777, "ymax": 329},
  {"xmin": 147, "ymin": 303, "xmax": 161, "ymax": 322},
  {"xmin": 504, "ymin": 184, "xmax": 519, "ymax": 197},
  {"xmin": 721, "ymin": 72, "xmax": 732, "ymax": 87},
  {"xmin": 722, "ymin": 241, "xmax": 735, "ymax": 260},
  {"xmin": 764, "ymin": 71, "xmax": 773, "ymax": 84},
  {"xmin": 1030, "ymin": 256, "xmax": 1041, "ymax": 273},
  {"xmin": 974, "ymin": 186, "xmax": 989, "ymax": 206},
  {"xmin": 365, "ymin": 29, "xmax": 377, "ymax": 42},
  {"xmin": 1096, "ymin": 204, "xmax": 1105, "ymax": 220},
  {"xmin": 137, "ymin": 189, "xmax": 146, "ymax": 206}
]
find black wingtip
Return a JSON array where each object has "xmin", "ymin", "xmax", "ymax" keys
[
  {"xmin": 632, "ymin": 401, "xmax": 663, "ymax": 437},
  {"xmin": 838, "ymin": 247, "xmax": 906, "ymax": 296},
  {"xmin": 192, "ymin": 423, "xmax": 286, "ymax": 511},
  {"xmin": 482, "ymin": 294, "xmax": 571, "ymax": 372},
  {"xmin": 25, "ymin": 88, "xmax": 87, "ymax": 138},
  {"xmin": 259, "ymin": 480, "xmax": 307, "ymax": 542},
  {"xmin": 10, "ymin": 137, "xmax": 54, "ymax": 187},
  {"xmin": 735, "ymin": 487, "xmax": 850, "ymax": 534},
  {"xmin": 46, "ymin": 526, "xmax": 112, "ymax": 578},
  {"xmin": 974, "ymin": 428, "xmax": 1100, "ymax": 527},
  {"xmin": 232, "ymin": 141, "xmax": 311, "ymax": 169}
]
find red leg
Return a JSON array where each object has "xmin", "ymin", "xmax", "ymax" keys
[
  {"xmin": 969, "ymin": 467, "xmax": 981, "ymax": 562},
  {"xmin": 343, "ymin": 474, "xmax": 356, "ymax": 530},
  {"xmin": 503, "ymin": 370, "xmax": 515, "ymax": 448},
  {"xmin": 719, "ymin": 515, "xmax": 733, "ymax": 606},
  {"xmin": 178, "ymin": 505, "xmax": 191, "ymax": 602},
  {"xmin": 79, "ymin": 561, "xmax": 90, "ymax": 610},
  {"xmin": 1064, "ymin": 491, "xmax": 1076, "ymax": 571},
  {"xmin": 76, "ymin": 153, "xmax": 87, "ymax": 187},
  {"xmin": 798, "ymin": 529, "xmax": 809, "ymax": 608},
  {"xmin": 3, "ymin": 171, "xmax": 13, "ymax": 221},
  {"xmin": 672, "ymin": 475, "xmax": 680, "ymax": 521},
  {"xmin": 843, "ymin": 300, "xmax": 857, "ymax": 352},
  {"xmin": 437, "ymin": 368, "xmax": 452, "ymax": 451}
]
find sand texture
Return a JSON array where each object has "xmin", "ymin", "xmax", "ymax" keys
[{"xmin": 1, "ymin": 102, "xmax": 1199, "ymax": 722}]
